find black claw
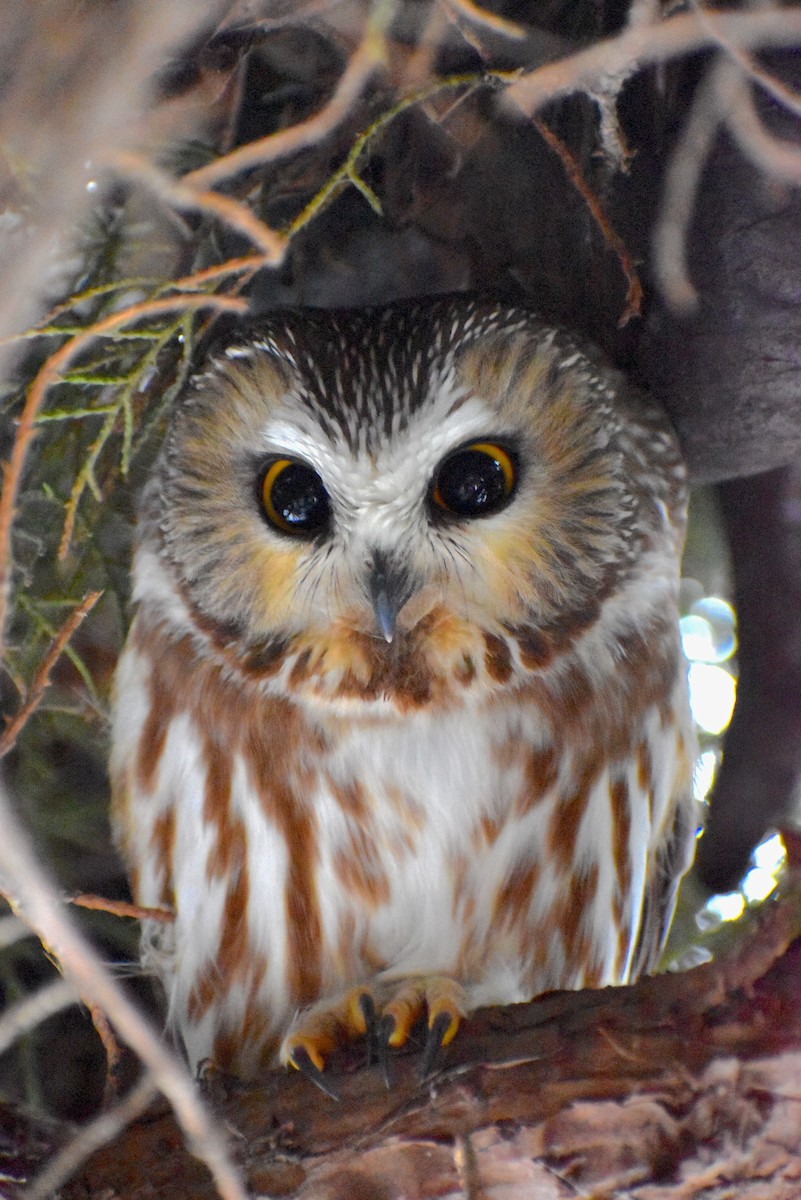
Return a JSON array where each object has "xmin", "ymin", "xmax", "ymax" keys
[
  {"xmin": 419, "ymin": 1011, "xmax": 452, "ymax": 1080},
  {"xmin": 358, "ymin": 992, "xmax": 377, "ymax": 1067},
  {"xmin": 377, "ymin": 1013, "xmax": 396, "ymax": 1090},
  {"xmin": 290, "ymin": 1047, "xmax": 340, "ymax": 1101},
  {"xmin": 377, "ymin": 1011, "xmax": 397, "ymax": 1045},
  {"xmin": 377, "ymin": 1040, "xmax": 394, "ymax": 1090}
]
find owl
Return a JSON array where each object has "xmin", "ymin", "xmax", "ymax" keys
[{"xmin": 110, "ymin": 296, "xmax": 696, "ymax": 1085}]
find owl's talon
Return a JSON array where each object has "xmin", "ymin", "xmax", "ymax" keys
[
  {"xmin": 358, "ymin": 992, "xmax": 378, "ymax": 1067},
  {"xmin": 376, "ymin": 1018, "xmax": 396, "ymax": 1090},
  {"xmin": 289, "ymin": 1046, "xmax": 340, "ymax": 1101},
  {"xmin": 377, "ymin": 1010, "xmax": 397, "ymax": 1047},
  {"xmin": 420, "ymin": 1009, "xmax": 454, "ymax": 1080},
  {"xmin": 282, "ymin": 976, "xmax": 466, "ymax": 1094}
]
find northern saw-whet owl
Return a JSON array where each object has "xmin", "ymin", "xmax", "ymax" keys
[{"xmin": 110, "ymin": 296, "xmax": 696, "ymax": 1082}]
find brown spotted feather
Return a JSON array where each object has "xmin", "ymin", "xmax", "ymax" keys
[{"xmin": 110, "ymin": 296, "xmax": 696, "ymax": 1077}]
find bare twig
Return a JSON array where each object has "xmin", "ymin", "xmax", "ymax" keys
[
  {"xmin": 442, "ymin": 0, "xmax": 526, "ymax": 41},
  {"xmin": 453, "ymin": 1132, "xmax": 483, "ymax": 1200},
  {"xmin": 690, "ymin": 0, "xmax": 801, "ymax": 119},
  {"xmin": 183, "ymin": 0, "xmax": 396, "ymax": 190},
  {"xmin": 532, "ymin": 116, "xmax": 643, "ymax": 325},
  {"xmin": 0, "ymin": 913, "xmax": 33, "ymax": 950},
  {"xmin": 0, "ymin": 978, "xmax": 77, "ymax": 1058},
  {"xmin": 0, "ymin": 778, "xmax": 247, "ymax": 1200},
  {"xmin": 25, "ymin": 1073, "xmax": 159, "ymax": 1200},
  {"xmin": 71, "ymin": 893, "xmax": 175, "ymax": 923},
  {"xmin": 507, "ymin": 8, "xmax": 801, "ymax": 115},
  {"xmin": 111, "ymin": 151, "xmax": 287, "ymax": 262},
  {"xmin": 0, "ymin": 0, "xmax": 226, "ymax": 351},
  {"xmin": 84, "ymin": 995, "xmax": 125, "ymax": 1099},
  {"xmin": 0, "ymin": 293, "xmax": 247, "ymax": 661},
  {"xmin": 652, "ymin": 57, "xmax": 739, "ymax": 314},
  {"xmin": 164, "ymin": 254, "xmax": 265, "ymax": 292},
  {"xmin": 0, "ymin": 590, "xmax": 102, "ymax": 759},
  {"xmin": 627, "ymin": 0, "xmax": 662, "ymax": 28},
  {"xmin": 724, "ymin": 70, "xmax": 801, "ymax": 184}
]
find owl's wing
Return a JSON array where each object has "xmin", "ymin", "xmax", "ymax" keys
[{"xmin": 630, "ymin": 795, "xmax": 696, "ymax": 979}]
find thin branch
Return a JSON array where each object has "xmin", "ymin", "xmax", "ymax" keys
[
  {"xmin": 183, "ymin": 0, "xmax": 396, "ymax": 190},
  {"xmin": 283, "ymin": 70, "xmax": 511, "ymax": 239},
  {"xmin": 0, "ymin": 590, "xmax": 102, "ymax": 759},
  {"xmin": 166, "ymin": 254, "xmax": 265, "ymax": 292},
  {"xmin": 453, "ymin": 1132, "xmax": 483, "ymax": 1200},
  {"xmin": 84, "ymin": 995, "xmax": 124, "ymax": 1099},
  {"xmin": 32, "ymin": 279, "xmax": 161, "ymax": 328},
  {"xmin": 442, "ymin": 0, "xmax": 526, "ymax": 41},
  {"xmin": 13, "ymin": 593, "xmax": 102, "ymax": 713},
  {"xmin": 0, "ymin": 292, "xmax": 247, "ymax": 661},
  {"xmin": 111, "ymin": 151, "xmax": 287, "ymax": 262},
  {"xmin": 401, "ymin": 2, "xmax": 451, "ymax": 88},
  {"xmin": 0, "ymin": 779, "xmax": 247, "ymax": 1200},
  {"xmin": 0, "ymin": 913, "xmax": 33, "ymax": 951},
  {"xmin": 507, "ymin": 8, "xmax": 801, "ymax": 115},
  {"xmin": 652, "ymin": 58, "xmax": 739, "ymax": 314},
  {"xmin": 58, "ymin": 415, "xmax": 123, "ymax": 554},
  {"xmin": 0, "ymin": 978, "xmax": 77, "ymax": 1058},
  {"xmin": 724, "ymin": 70, "xmax": 801, "ymax": 184},
  {"xmin": 71, "ymin": 893, "xmax": 175, "ymax": 923},
  {"xmin": 24, "ymin": 1073, "xmax": 159, "ymax": 1200},
  {"xmin": 691, "ymin": 0, "xmax": 801, "ymax": 120},
  {"xmin": 626, "ymin": 0, "xmax": 662, "ymax": 28},
  {"xmin": 532, "ymin": 116, "xmax": 643, "ymax": 325}
]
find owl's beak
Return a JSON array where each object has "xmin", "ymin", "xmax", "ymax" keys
[{"xmin": 368, "ymin": 550, "xmax": 413, "ymax": 644}]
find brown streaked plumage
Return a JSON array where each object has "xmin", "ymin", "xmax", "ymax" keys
[{"xmin": 110, "ymin": 295, "xmax": 696, "ymax": 1080}]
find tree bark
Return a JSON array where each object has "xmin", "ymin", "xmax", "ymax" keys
[{"xmin": 61, "ymin": 888, "xmax": 801, "ymax": 1200}]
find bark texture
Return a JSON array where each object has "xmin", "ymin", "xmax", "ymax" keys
[{"xmin": 60, "ymin": 891, "xmax": 801, "ymax": 1200}]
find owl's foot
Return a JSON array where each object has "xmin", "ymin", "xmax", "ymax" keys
[
  {"xmin": 377, "ymin": 976, "xmax": 466, "ymax": 1079},
  {"xmin": 280, "ymin": 975, "xmax": 467, "ymax": 1087}
]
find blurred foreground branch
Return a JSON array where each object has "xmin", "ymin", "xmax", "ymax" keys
[{"xmin": 0, "ymin": 776, "xmax": 247, "ymax": 1200}]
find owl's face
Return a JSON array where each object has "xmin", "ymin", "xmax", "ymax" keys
[{"xmin": 152, "ymin": 299, "xmax": 670, "ymax": 702}]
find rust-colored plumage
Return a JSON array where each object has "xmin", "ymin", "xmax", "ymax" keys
[{"xmin": 111, "ymin": 297, "xmax": 696, "ymax": 1078}]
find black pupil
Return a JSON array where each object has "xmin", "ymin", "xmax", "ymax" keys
[
  {"xmin": 270, "ymin": 462, "xmax": 329, "ymax": 533},
  {"xmin": 436, "ymin": 449, "xmax": 509, "ymax": 516}
]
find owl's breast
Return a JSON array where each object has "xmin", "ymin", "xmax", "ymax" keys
[
  {"xmin": 266, "ymin": 604, "xmax": 526, "ymax": 713},
  {"xmin": 111, "ymin": 589, "xmax": 695, "ymax": 1073}
]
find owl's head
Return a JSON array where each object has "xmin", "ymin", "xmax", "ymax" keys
[{"xmin": 147, "ymin": 297, "xmax": 684, "ymax": 705}]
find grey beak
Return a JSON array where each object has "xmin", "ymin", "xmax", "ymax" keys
[{"xmin": 368, "ymin": 550, "xmax": 412, "ymax": 643}]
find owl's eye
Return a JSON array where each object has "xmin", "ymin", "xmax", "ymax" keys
[
  {"xmin": 431, "ymin": 442, "xmax": 516, "ymax": 519},
  {"xmin": 259, "ymin": 458, "xmax": 331, "ymax": 537}
]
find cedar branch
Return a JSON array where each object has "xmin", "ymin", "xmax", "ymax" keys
[{"xmin": 0, "ymin": 590, "xmax": 102, "ymax": 759}]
